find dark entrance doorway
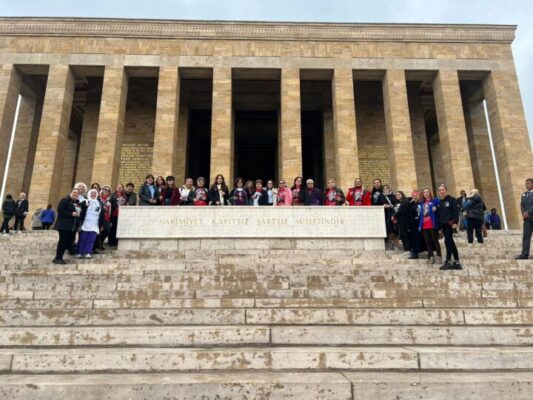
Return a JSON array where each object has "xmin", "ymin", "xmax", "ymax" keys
[
  {"xmin": 234, "ymin": 110, "xmax": 278, "ymax": 183},
  {"xmin": 302, "ymin": 111, "xmax": 325, "ymax": 187},
  {"xmin": 186, "ymin": 109, "xmax": 211, "ymax": 182}
]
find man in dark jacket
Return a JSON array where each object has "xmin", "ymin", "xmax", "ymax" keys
[
  {"xmin": 1, "ymin": 194, "xmax": 16, "ymax": 235},
  {"xmin": 437, "ymin": 184, "xmax": 462, "ymax": 270},
  {"xmin": 14, "ymin": 192, "xmax": 29, "ymax": 232},
  {"xmin": 304, "ymin": 179, "xmax": 322, "ymax": 206},
  {"xmin": 53, "ymin": 189, "xmax": 81, "ymax": 264},
  {"xmin": 516, "ymin": 178, "xmax": 533, "ymax": 259}
]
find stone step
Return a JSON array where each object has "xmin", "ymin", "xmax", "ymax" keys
[
  {"xmin": 0, "ymin": 309, "xmax": 246, "ymax": 326},
  {"xmin": 2, "ymin": 325, "xmax": 533, "ymax": 347},
  {"xmin": 1, "ymin": 346, "xmax": 418, "ymax": 372},
  {"xmin": 0, "ymin": 372, "xmax": 352, "ymax": 399},
  {"xmin": 346, "ymin": 372, "xmax": 533, "ymax": 400},
  {"xmin": 0, "ymin": 297, "xmax": 527, "ymax": 310},
  {"xmin": 1, "ymin": 371, "xmax": 531, "ymax": 400},
  {"xmin": 4, "ymin": 308, "xmax": 533, "ymax": 326},
  {"xmin": 3, "ymin": 346, "xmax": 533, "ymax": 372}
]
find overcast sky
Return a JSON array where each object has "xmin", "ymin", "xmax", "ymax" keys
[{"xmin": 3, "ymin": 0, "xmax": 533, "ymax": 146}]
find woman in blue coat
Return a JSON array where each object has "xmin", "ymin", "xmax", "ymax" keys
[{"xmin": 419, "ymin": 188, "xmax": 442, "ymax": 264}]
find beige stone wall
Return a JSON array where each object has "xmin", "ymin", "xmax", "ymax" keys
[
  {"xmin": 355, "ymin": 82, "xmax": 391, "ymax": 188},
  {"xmin": 118, "ymin": 78, "xmax": 157, "ymax": 189}
]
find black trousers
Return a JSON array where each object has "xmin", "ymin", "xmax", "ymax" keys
[
  {"xmin": 42, "ymin": 223, "xmax": 52, "ymax": 230},
  {"xmin": 14, "ymin": 215, "xmax": 25, "ymax": 231},
  {"xmin": 467, "ymin": 218, "xmax": 484, "ymax": 243},
  {"xmin": 442, "ymin": 223, "xmax": 459, "ymax": 262},
  {"xmin": 522, "ymin": 219, "xmax": 533, "ymax": 257},
  {"xmin": 108, "ymin": 216, "xmax": 118, "ymax": 246},
  {"xmin": 1, "ymin": 216, "xmax": 12, "ymax": 233},
  {"xmin": 55, "ymin": 230, "xmax": 76, "ymax": 261},
  {"xmin": 422, "ymin": 228, "xmax": 442, "ymax": 257},
  {"xmin": 408, "ymin": 228, "xmax": 421, "ymax": 256}
]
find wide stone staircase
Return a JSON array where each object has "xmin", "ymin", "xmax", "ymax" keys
[{"xmin": 0, "ymin": 230, "xmax": 532, "ymax": 399}]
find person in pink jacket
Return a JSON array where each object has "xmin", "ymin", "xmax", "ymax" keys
[{"xmin": 275, "ymin": 179, "xmax": 293, "ymax": 206}]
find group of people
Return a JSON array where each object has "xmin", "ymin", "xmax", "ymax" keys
[
  {"xmin": 2, "ymin": 174, "xmax": 532, "ymax": 266},
  {"xmin": 0, "ymin": 192, "xmax": 29, "ymax": 235}
]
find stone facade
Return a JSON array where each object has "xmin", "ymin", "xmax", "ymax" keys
[{"xmin": 0, "ymin": 18, "xmax": 531, "ymax": 227}]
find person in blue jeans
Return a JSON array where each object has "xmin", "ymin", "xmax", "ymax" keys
[{"xmin": 40, "ymin": 204, "xmax": 56, "ymax": 230}]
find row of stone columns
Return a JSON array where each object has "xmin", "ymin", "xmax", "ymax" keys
[{"xmin": 0, "ymin": 64, "xmax": 531, "ymax": 228}]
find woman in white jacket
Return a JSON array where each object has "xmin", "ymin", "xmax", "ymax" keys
[{"xmin": 77, "ymin": 189, "xmax": 102, "ymax": 259}]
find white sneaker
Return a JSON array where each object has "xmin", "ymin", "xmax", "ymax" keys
[
  {"xmin": 84, "ymin": 254, "xmax": 92, "ymax": 259},
  {"xmin": 76, "ymin": 254, "xmax": 83, "ymax": 259}
]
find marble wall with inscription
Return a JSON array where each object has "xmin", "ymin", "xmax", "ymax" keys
[{"xmin": 117, "ymin": 206, "xmax": 387, "ymax": 238}]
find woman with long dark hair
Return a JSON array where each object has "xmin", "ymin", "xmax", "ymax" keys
[
  {"xmin": 208, "ymin": 174, "xmax": 230, "ymax": 206},
  {"xmin": 419, "ymin": 188, "xmax": 442, "ymax": 264},
  {"xmin": 291, "ymin": 176, "xmax": 306, "ymax": 206}
]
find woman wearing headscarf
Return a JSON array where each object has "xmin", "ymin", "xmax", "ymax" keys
[{"xmin": 77, "ymin": 189, "xmax": 103, "ymax": 259}]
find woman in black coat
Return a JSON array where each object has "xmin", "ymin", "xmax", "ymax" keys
[
  {"xmin": 53, "ymin": 189, "xmax": 82, "ymax": 264},
  {"xmin": 461, "ymin": 189, "xmax": 485, "ymax": 244},
  {"xmin": 392, "ymin": 191, "xmax": 411, "ymax": 252}
]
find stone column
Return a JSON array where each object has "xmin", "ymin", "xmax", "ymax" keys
[
  {"xmin": 382, "ymin": 69, "xmax": 418, "ymax": 193},
  {"xmin": 59, "ymin": 131, "xmax": 79, "ymax": 197},
  {"xmin": 322, "ymin": 110, "xmax": 335, "ymax": 182},
  {"xmin": 175, "ymin": 104, "xmax": 189, "ymax": 185},
  {"xmin": 432, "ymin": 70, "xmax": 474, "ymax": 195},
  {"xmin": 0, "ymin": 64, "xmax": 22, "ymax": 192},
  {"xmin": 279, "ymin": 68, "xmax": 302, "ymax": 181},
  {"xmin": 75, "ymin": 101, "xmax": 100, "ymax": 185},
  {"xmin": 464, "ymin": 100, "xmax": 500, "ymax": 211},
  {"xmin": 210, "ymin": 67, "xmax": 233, "ymax": 182},
  {"xmin": 332, "ymin": 68, "xmax": 359, "ymax": 190},
  {"xmin": 4, "ymin": 92, "xmax": 37, "ymax": 197},
  {"xmin": 152, "ymin": 66, "xmax": 180, "ymax": 178},
  {"xmin": 91, "ymin": 65, "xmax": 128, "ymax": 187},
  {"xmin": 483, "ymin": 69, "xmax": 533, "ymax": 229},
  {"xmin": 28, "ymin": 64, "xmax": 75, "ymax": 210},
  {"xmin": 407, "ymin": 84, "xmax": 432, "ymax": 190}
]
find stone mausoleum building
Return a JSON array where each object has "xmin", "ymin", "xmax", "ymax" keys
[{"xmin": 0, "ymin": 17, "xmax": 531, "ymax": 227}]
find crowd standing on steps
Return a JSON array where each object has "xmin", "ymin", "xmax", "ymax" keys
[{"xmin": 1, "ymin": 173, "xmax": 530, "ymax": 266}]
